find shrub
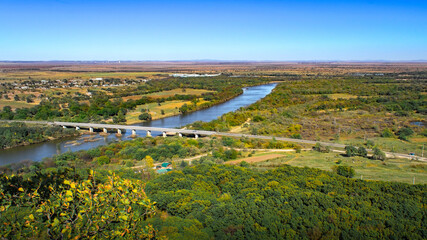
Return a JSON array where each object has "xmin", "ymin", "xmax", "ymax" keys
[
  {"xmin": 345, "ymin": 145, "xmax": 358, "ymax": 157},
  {"xmin": 294, "ymin": 145, "xmax": 302, "ymax": 153},
  {"xmin": 372, "ymin": 147, "xmax": 386, "ymax": 161},
  {"xmin": 138, "ymin": 112, "xmax": 152, "ymax": 121},
  {"xmin": 125, "ymin": 160, "xmax": 134, "ymax": 167},
  {"xmin": 252, "ymin": 115, "xmax": 265, "ymax": 122},
  {"xmin": 381, "ymin": 128, "xmax": 395, "ymax": 138},
  {"xmin": 239, "ymin": 161, "xmax": 250, "ymax": 167},
  {"xmin": 397, "ymin": 127, "xmax": 414, "ymax": 141},
  {"xmin": 96, "ymin": 155, "xmax": 110, "ymax": 165},
  {"xmin": 357, "ymin": 147, "xmax": 368, "ymax": 158},
  {"xmin": 180, "ymin": 160, "xmax": 189, "ymax": 168},
  {"xmin": 335, "ymin": 166, "xmax": 355, "ymax": 178},
  {"xmin": 313, "ymin": 143, "xmax": 330, "ymax": 153}
]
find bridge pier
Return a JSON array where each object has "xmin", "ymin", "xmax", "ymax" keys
[
  {"xmin": 89, "ymin": 127, "xmax": 94, "ymax": 133},
  {"xmin": 62, "ymin": 125, "xmax": 67, "ymax": 129},
  {"xmin": 103, "ymin": 128, "xmax": 108, "ymax": 133},
  {"xmin": 117, "ymin": 129, "xmax": 122, "ymax": 135},
  {"xmin": 178, "ymin": 132, "xmax": 183, "ymax": 137},
  {"xmin": 195, "ymin": 134, "xmax": 198, "ymax": 139},
  {"xmin": 162, "ymin": 131, "xmax": 167, "ymax": 137},
  {"xmin": 131, "ymin": 129, "xmax": 137, "ymax": 136},
  {"xmin": 75, "ymin": 126, "xmax": 80, "ymax": 130},
  {"xmin": 146, "ymin": 130, "xmax": 152, "ymax": 137}
]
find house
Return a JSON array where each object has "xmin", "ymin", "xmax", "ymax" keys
[{"xmin": 156, "ymin": 162, "xmax": 173, "ymax": 174}]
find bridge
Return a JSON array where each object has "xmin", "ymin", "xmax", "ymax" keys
[{"xmin": 1, "ymin": 120, "xmax": 425, "ymax": 161}]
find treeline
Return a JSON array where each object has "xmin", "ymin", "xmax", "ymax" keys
[
  {"xmin": 0, "ymin": 77, "xmax": 268, "ymax": 123},
  {"xmin": 146, "ymin": 164, "xmax": 426, "ymax": 239},
  {"xmin": 0, "ymin": 122, "xmax": 78, "ymax": 149}
]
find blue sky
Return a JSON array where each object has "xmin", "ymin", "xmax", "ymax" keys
[{"xmin": 0, "ymin": 0, "xmax": 426, "ymax": 61}]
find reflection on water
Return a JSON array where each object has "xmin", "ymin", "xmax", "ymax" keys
[{"xmin": 0, "ymin": 83, "xmax": 277, "ymax": 165}]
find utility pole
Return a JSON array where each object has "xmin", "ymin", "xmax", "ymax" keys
[{"xmin": 422, "ymin": 144, "xmax": 424, "ymax": 158}]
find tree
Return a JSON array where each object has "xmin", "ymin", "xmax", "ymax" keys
[
  {"xmin": 372, "ymin": 147, "xmax": 386, "ymax": 161},
  {"xmin": 345, "ymin": 145, "xmax": 358, "ymax": 157},
  {"xmin": 138, "ymin": 112, "xmax": 152, "ymax": 121},
  {"xmin": 144, "ymin": 156, "xmax": 154, "ymax": 169},
  {"xmin": 96, "ymin": 155, "xmax": 110, "ymax": 165},
  {"xmin": 239, "ymin": 161, "xmax": 250, "ymax": 167},
  {"xmin": 179, "ymin": 104, "xmax": 189, "ymax": 114},
  {"xmin": 381, "ymin": 128, "xmax": 395, "ymax": 138},
  {"xmin": 397, "ymin": 127, "xmax": 414, "ymax": 141},
  {"xmin": 180, "ymin": 160, "xmax": 188, "ymax": 168},
  {"xmin": 19, "ymin": 172, "xmax": 156, "ymax": 239},
  {"xmin": 335, "ymin": 166, "xmax": 355, "ymax": 178},
  {"xmin": 357, "ymin": 147, "xmax": 368, "ymax": 158}
]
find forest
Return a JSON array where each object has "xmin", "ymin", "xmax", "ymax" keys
[
  {"xmin": 1, "ymin": 158, "xmax": 425, "ymax": 239},
  {"xmin": 0, "ymin": 122, "xmax": 78, "ymax": 149}
]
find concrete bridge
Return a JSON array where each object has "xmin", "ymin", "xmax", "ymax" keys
[
  {"xmin": 53, "ymin": 121, "xmax": 215, "ymax": 138},
  {"xmin": 1, "ymin": 120, "xmax": 425, "ymax": 161},
  {"xmin": 1, "ymin": 120, "xmax": 214, "ymax": 138}
]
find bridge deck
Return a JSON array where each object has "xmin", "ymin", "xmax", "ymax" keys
[{"xmin": 1, "ymin": 120, "xmax": 425, "ymax": 161}]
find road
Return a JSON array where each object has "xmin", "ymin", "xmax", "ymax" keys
[{"xmin": 2, "ymin": 120, "xmax": 425, "ymax": 162}]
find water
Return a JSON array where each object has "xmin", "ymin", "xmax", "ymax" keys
[
  {"xmin": 0, "ymin": 83, "xmax": 277, "ymax": 165},
  {"xmin": 410, "ymin": 121, "xmax": 424, "ymax": 127}
]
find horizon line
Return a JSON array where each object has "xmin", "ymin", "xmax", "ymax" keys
[{"xmin": 1, "ymin": 60, "xmax": 427, "ymax": 63}]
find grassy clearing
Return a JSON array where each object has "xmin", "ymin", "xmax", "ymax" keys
[
  {"xmin": 126, "ymin": 98, "xmax": 209, "ymax": 124},
  {"xmin": 225, "ymin": 153, "xmax": 285, "ymax": 165},
  {"xmin": 0, "ymin": 99, "xmax": 38, "ymax": 109},
  {"xmin": 328, "ymin": 93, "xmax": 359, "ymax": 100},
  {"xmin": 339, "ymin": 137, "xmax": 427, "ymax": 156},
  {"xmin": 251, "ymin": 150, "xmax": 427, "ymax": 184},
  {"xmin": 122, "ymin": 88, "xmax": 215, "ymax": 101}
]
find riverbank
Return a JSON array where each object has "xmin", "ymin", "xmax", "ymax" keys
[
  {"xmin": 0, "ymin": 83, "xmax": 278, "ymax": 165},
  {"xmin": 126, "ymin": 81, "xmax": 278, "ymax": 125},
  {"xmin": 0, "ymin": 123, "xmax": 81, "ymax": 150}
]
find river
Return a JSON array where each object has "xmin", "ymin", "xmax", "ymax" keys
[{"xmin": 0, "ymin": 83, "xmax": 277, "ymax": 165}]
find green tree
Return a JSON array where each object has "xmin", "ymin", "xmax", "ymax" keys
[
  {"xmin": 345, "ymin": 145, "xmax": 358, "ymax": 157},
  {"xmin": 397, "ymin": 127, "xmax": 414, "ymax": 141},
  {"xmin": 357, "ymin": 147, "xmax": 368, "ymax": 158},
  {"xmin": 96, "ymin": 155, "xmax": 110, "ymax": 165},
  {"xmin": 381, "ymin": 128, "xmax": 395, "ymax": 138},
  {"xmin": 138, "ymin": 112, "xmax": 152, "ymax": 121},
  {"xmin": 372, "ymin": 147, "xmax": 386, "ymax": 161},
  {"xmin": 334, "ymin": 165, "xmax": 355, "ymax": 178}
]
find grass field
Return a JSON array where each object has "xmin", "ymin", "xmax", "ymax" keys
[
  {"xmin": 339, "ymin": 137, "xmax": 427, "ymax": 157},
  {"xmin": 126, "ymin": 98, "xmax": 209, "ymax": 124},
  {"xmin": 122, "ymin": 88, "xmax": 215, "ymax": 101},
  {"xmin": 0, "ymin": 99, "xmax": 39, "ymax": 109},
  {"xmin": 250, "ymin": 150, "xmax": 427, "ymax": 184},
  {"xmin": 225, "ymin": 153, "xmax": 285, "ymax": 165}
]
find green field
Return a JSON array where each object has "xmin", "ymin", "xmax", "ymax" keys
[
  {"xmin": 122, "ymin": 88, "xmax": 215, "ymax": 101},
  {"xmin": 126, "ymin": 99, "xmax": 209, "ymax": 124},
  {"xmin": 339, "ymin": 137, "xmax": 426, "ymax": 156},
  {"xmin": 0, "ymin": 99, "xmax": 38, "ymax": 110},
  {"xmin": 251, "ymin": 150, "xmax": 427, "ymax": 184}
]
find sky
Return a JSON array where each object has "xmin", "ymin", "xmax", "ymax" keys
[{"xmin": 0, "ymin": 0, "xmax": 426, "ymax": 61}]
